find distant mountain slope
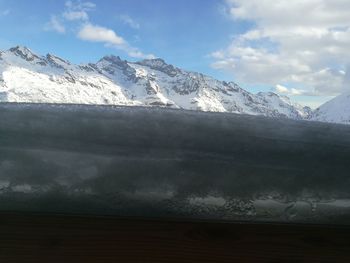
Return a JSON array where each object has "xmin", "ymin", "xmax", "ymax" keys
[
  {"xmin": 311, "ymin": 92, "xmax": 350, "ymax": 124},
  {"xmin": 0, "ymin": 46, "xmax": 311, "ymax": 119}
]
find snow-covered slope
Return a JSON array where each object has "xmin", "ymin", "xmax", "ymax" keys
[
  {"xmin": 311, "ymin": 92, "xmax": 350, "ymax": 124},
  {"xmin": 0, "ymin": 46, "xmax": 310, "ymax": 119}
]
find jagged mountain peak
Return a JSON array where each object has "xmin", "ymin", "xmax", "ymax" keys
[
  {"xmin": 46, "ymin": 53, "xmax": 70, "ymax": 64},
  {"xmin": 136, "ymin": 58, "xmax": 180, "ymax": 77},
  {"xmin": 99, "ymin": 55, "xmax": 123, "ymax": 64},
  {"xmin": 259, "ymin": 91, "xmax": 311, "ymax": 111},
  {"xmin": 46, "ymin": 53, "xmax": 71, "ymax": 69},
  {"xmin": 138, "ymin": 57, "xmax": 167, "ymax": 67},
  {"xmin": 258, "ymin": 91, "xmax": 279, "ymax": 97},
  {"xmin": 96, "ymin": 55, "xmax": 135, "ymax": 79},
  {"xmin": 8, "ymin": 46, "xmax": 40, "ymax": 61},
  {"xmin": 258, "ymin": 91, "xmax": 290, "ymax": 100},
  {"xmin": 9, "ymin": 45, "xmax": 33, "ymax": 54},
  {"xmin": 97, "ymin": 55, "xmax": 130, "ymax": 71}
]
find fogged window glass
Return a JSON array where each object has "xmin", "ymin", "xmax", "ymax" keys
[{"xmin": 0, "ymin": 0, "xmax": 349, "ymax": 224}]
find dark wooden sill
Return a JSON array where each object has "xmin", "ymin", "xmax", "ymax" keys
[{"xmin": 0, "ymin": 213, "xmax": 349, "ymax": 262}]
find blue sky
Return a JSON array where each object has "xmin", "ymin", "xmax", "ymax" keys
[
  {"xmin": 0, "ymin": 0, "xmax": 349, "ymax": 108},
  {"xmin": 0, "ymin": 0, "xmax": 245, "ymax": 77}
]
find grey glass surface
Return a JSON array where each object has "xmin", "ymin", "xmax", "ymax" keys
[{"xmin": 1, "ymin": 103, "xmax": 350, "ymax": 224}]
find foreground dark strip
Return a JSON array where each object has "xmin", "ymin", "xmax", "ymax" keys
[{"xmin": 0, "ymin": 212, "xmax": 349, "ymax": 263}]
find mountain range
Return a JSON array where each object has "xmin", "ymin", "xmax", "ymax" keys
[{"xmin": 0, "ymin": 46, "xmax": 347, "ymax": 124}]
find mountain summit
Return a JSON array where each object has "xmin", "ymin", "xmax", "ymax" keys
[
  {"xmin": 311, "ymin": 92, "xmax": 350, "ymax": 124},
  {"xmin": 0, "ymin": 46, "xmax": 311, "ymax": 119}
]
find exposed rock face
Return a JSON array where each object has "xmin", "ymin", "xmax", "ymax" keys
[
  {"xmin": 136, "ymin": 58, "xmax": 180, "ymax": 77},
  {"xmin": 9, "ymin": 46, "xmax": 40, "ymax": 62}
]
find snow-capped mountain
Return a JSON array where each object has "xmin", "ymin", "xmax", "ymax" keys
[
  {"xmin": 0, "ymin": 46, "xmax": 311, "ymax": 119},
  {"xmin": 311, "ymin": 92, "xmax": 350, "ymax": 124}
]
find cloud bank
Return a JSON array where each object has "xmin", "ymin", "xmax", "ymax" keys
[{"xmin": 213, "ymin": 0, "xmax": 350, "ymax": 96}]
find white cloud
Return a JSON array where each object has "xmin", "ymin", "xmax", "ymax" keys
[
  {"xmin": 127, "ymin": 49, "xmax": 155, "ymax": 59},
  {"xmin": 213, "ymin": 0, "xmax": 350, "ymax": 96},
  {"xmin": 78, "ymin": 23, "xmax": 154, "ymax": 59},
  {"xmin": 46, "ymin": 1, "xmax": 154, "ymax": 59},
  {"xmin": 45, "ymin": 15, "xmax": 66, "ymax": 34},
  {"xmin": 65, "ymin": 0, "xmax": 96, "ymax": 10},
  {"xmin": 275, "ymin": 84, "xmax": 289, "ymax": 94},
  {"xmin": 63, "ymin": 0, "xmax": 95, "ymax": 21},
  {"xmin": 275, "ymin": 84, "xmax": 305, "ymax": 96},
  {"xmin": 45, "ymin": 1, "xmax": 93, "ymax": 32},
  {"xmin": 78, "ymin": 24, "xmax": 125, "ymax": 45},
  {"xmin": 63, "ymin": 10, "xmax": 89, "ymax": 21},
  {"xmin": 119, "ymin": 15, "xmax": 140, "ymax": 29}
]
